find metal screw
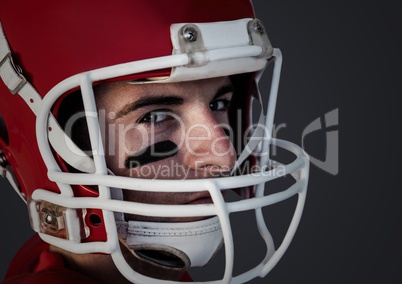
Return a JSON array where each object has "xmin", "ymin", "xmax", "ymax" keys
[
  {"xmin": 14, "ymin": 64, "xmax": 23, "ymax": 74},
  {"xmin": 45, "ymin": 213, "xmax": 54, "ymax": 224},
  {"xmin": 254, "ymin": 21, "xmax": 265, "ymax": 35},
  {"xmin": 0, "ymin": 152, "xmax": 7, "ymax": 177},
  {"xmin": 0, "ymin": 152, "xmax": 7, "ymax": 167},
  {"xmin": 183, "ymin": 27, "xmax": 197, "ymax": 42}
]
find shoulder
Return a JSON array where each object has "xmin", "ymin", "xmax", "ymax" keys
[
  {"xmin": 3, "ymin": 270, "xmax": 100, "ymax": 284},
  {"xmin": 4, "ymin": 234, "xmax": 193, "ymax": 283},
  {"xmin": 3, "ymin": 234, "xmax": 98, "ymax": 284},
  {"xmin": 4, "ymin": 234, "xmax": 48, "ymax": 279}
]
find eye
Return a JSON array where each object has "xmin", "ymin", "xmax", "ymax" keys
[
  {"xmin": 138, "ymin": 110, "xmax": 172, "ymax": 125},
  {"xmin": 209, "ymin": 99, "xmax": 230, "ymax": 111}
]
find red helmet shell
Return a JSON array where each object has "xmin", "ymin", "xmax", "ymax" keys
[
  {"xmin": 0, "ymin": 0, "xmax": 256, "ymax": 199},
  {"xmin": 0, "ymin": 0, "xmax": 254, "ymax": 96}
]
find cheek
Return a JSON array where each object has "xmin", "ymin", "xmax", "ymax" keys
[
  {"xmin": 122, "ymin": 125, "xmax": 150, "ymax": 152},
  {"xmin": 103, "ymin": 124, "xmax": 147, "ymax": 173},
  {"xmin": 215, "ymin": 112, "xmax": 230, "ymax": 125},
  {"xmin": 103, "ymin": 120, "xmax": 184, "ymax": 176},
  {"xmin": 124, "ymin": 140, "xmax": 179, "ymax": 169}
]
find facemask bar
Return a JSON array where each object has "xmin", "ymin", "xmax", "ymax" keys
[
  {"xmin": 30, "ymin": 139, "xmax": 309, "ymax": 283},
  {"xmin": 32, "ymin": 63, "xmax": 309, "ymax": 283},
  {"xmin": 23, "ymin": 19, "xmax": 309, "ymax": 283},
  {"xmin": 230, "ymin": 49, "xmax": 282, "ymax": 175}
]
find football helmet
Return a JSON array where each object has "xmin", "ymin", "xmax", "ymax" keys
[{"xmin": 0, "ymin": 0, "xmax": 309, "ymax": 283}]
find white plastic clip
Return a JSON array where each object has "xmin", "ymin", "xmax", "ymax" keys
[{"xmin": 0, "ymin": 52, "xmax": 27, "ymax": 95}]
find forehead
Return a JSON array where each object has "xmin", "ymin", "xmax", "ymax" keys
[{"xmin": 95, "ymin": 76, "xmax": 231, "ymax": 107}]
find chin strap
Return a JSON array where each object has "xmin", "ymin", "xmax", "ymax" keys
[
  {"xmin": 0, "ymin": 22, "xmax": 95, "ymax": 174},
  {"xmin": 116, "ymin": 216, "xmax": 223, "ymax": 270}
]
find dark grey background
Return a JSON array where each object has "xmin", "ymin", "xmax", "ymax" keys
[{"xmin": 1, "ymin": 0, "xmax": 401, "ymax": 282}]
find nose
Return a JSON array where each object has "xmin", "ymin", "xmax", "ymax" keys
[{"xmin": 180, "ymin": 113, "xmax": 237, "ymax": 176}]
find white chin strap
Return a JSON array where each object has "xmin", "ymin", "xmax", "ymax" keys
[{"xmin": 116, "ymin": 216, "xmax": 223, "ymax": 270}]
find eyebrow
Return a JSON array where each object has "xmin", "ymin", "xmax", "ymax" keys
[
  {"xmin": 214, "ymin": 85, "xmax": 234, "ymax": 100},
  {"xmin": 114, "ymin": 96, "xmax": 183, "ymax": 119},
  {"xmin": 114, "ymin": 84, "xmax": 234, "ymax": 119}
]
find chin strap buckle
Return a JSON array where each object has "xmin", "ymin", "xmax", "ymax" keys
[
  {"xmin": 0, "ymin": 22, "xmax": 27, "ymax": 95},
  {"xmin": 0, "ymin": 52, "xmax": 27, "ymax": 95}
]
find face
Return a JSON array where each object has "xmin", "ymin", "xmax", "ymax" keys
[{"xmin": 96, "ymin": 76, "xmax": 237, "ymax": 222}]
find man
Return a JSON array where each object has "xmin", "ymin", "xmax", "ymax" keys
[{"xmin": 0, "ymin": 0, "xmax": 309, "ymax": 283}]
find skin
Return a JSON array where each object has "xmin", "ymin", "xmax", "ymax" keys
[
  {"xmin": 51, "ymin": 76, "xmax": 237, "ymax": 282},
  {"xmin": 96, "ymin": 76, "xmax": 236, "ymax": 222}
]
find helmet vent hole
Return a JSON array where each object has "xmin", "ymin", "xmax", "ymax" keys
[
  {"xmin": 0, "ymin": 115, "xmax": 9, "ymax": 145},
  {"xmin": 89, "ymin": 214, "xmax": 102, "ymax": 227}
]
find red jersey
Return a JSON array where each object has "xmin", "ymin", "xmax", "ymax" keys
[{"xmin": 3, "ymin": 234, "xmax": 192, "ymax": 283}]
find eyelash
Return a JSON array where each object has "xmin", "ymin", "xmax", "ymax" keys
[
  {"xmin": 137, "ymin": 98, "xmax": 231, "ymax": 126},
  {"xmin": 210, "ymin": 98, "xmax": 231, "ymax": 112},
  {"xmin": 137, "ymin": 109, "xmax": 173, "ymax": 127}
]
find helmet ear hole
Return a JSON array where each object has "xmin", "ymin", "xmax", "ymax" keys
[
  {"xmin": 0, "ymin": 115, "xmax": 9, "ymax": 145},
  {"xmin": 89, "ymin": 214, "xmax": 102, "ymax": 227}
]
